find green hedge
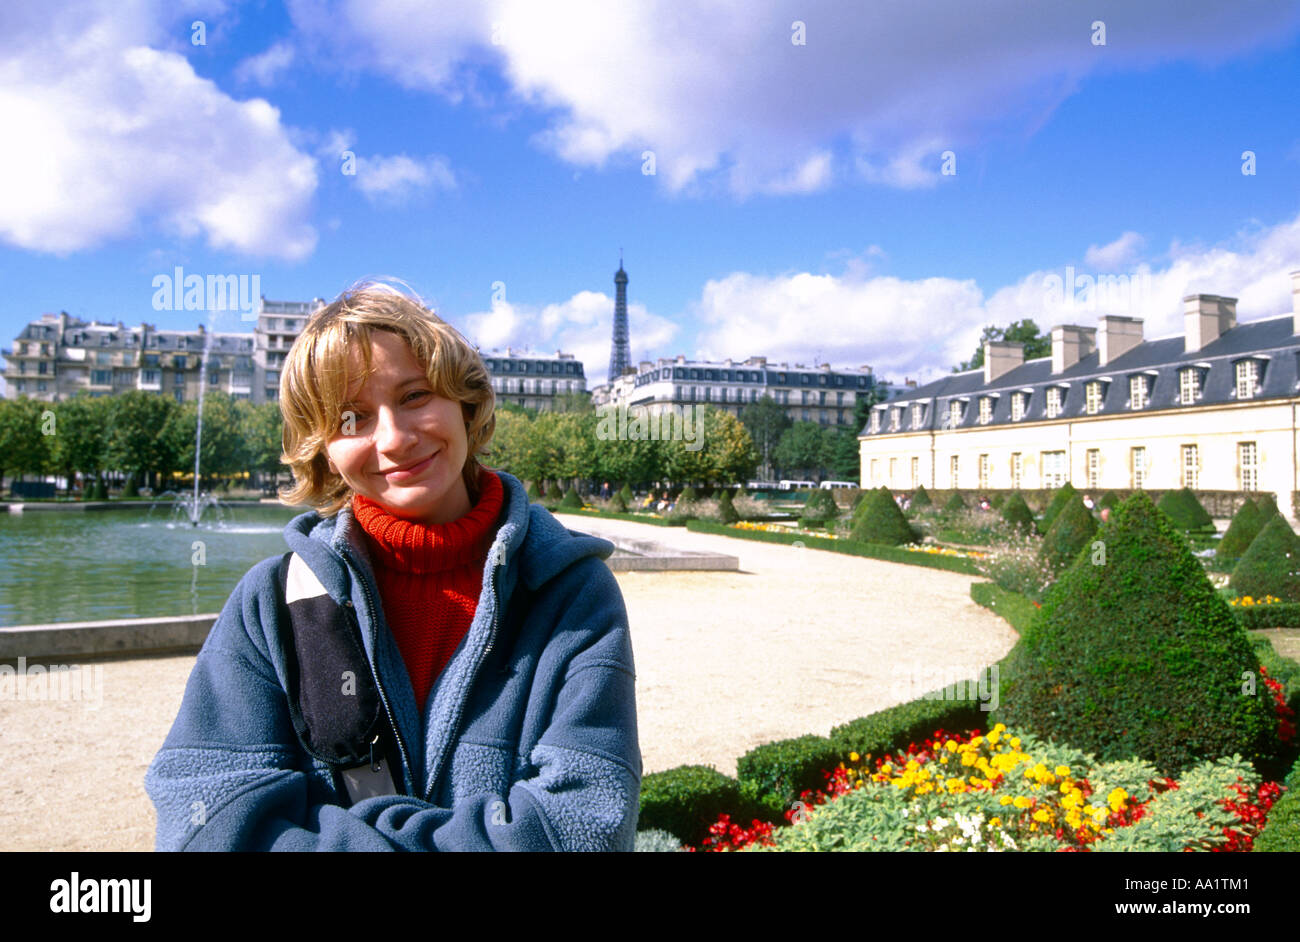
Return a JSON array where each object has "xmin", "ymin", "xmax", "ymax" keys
[
  {"xmin": 827, "ymin": 692, "xmax": 991, "ymax": 774},
  {"xmin": 1233, "ymin": 603, "xmax": 1300, "ymax": 629},
  {"xmin": 735, "ymin": 734, "xmax": 848, "ymax": 810},
  {"xmin": 970, "ymin": 582, "xmax": 1040, "ymax": 635},
  {"xmin": 636, "ymin": 764, "xmax": 780, "ymax": 846},
  {"xmin": 1255, "ymin": 789, "xmax": 1300, "ymax": 851},
  {"xmin": 556, "ymin": 507, "xmax": 683, "ymax": 526},
  {"xmin": 684, "ymin": 520, "xmax": 980, "ymax": 574}
]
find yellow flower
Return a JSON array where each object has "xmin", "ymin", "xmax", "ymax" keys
[
  {"xmin": 1032, "ymin": 808, "xmax": 1052, "ymax": 823},
  {"xmin": 1108, "ymin": 787, "xmax": 1128, "ymax": 813},
  {"xmin": 849, "ymin": 752, "xmax": 860, "ymax": 763},
  {"xmin": 945, "ymin": 740, "xmax": 958, "ymax": 753},
  {"xmin": 1013, "ymin": 796, "xmax": 1032, "ymax": 810},
  {"xmin": 940, "ymin": 755, "xmax": 949, "ymax": 765},
  {"xmin": 999, "ymin": 795, "xmax": 1013, "ymax": 806},
  {"xmin": 989, "ymin": 817, "xmax": 1002, "ymax": 828},
  {"xmin": 1055, "ymin": 765, "xmax": 1070, "ymax": 777},
  {"xmin": 1010, "ymin": 737, "xmax": 1021, "ymax": 749}
]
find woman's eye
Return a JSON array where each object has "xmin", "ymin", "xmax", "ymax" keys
[{"xmin": 404, "ymin": 390, "xmax": 431, "ymax": 404}]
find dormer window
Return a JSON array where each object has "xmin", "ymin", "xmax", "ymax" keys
[
  {"xmin": 870, "ymin": 411, "xmax": 880, "ymax": 433},
  {"xmin": 978, "ymin": 397, "xmax": 993, "ymax": 425},
  {"xmin": 1010, "ymin": 392, "xmax": 1027, "ymax": 421},
  {"xmin": 948, "ymin": 400, "xmax": 962, "ymax": 428},
  {"xmin": 889, "ymin": 408, "xmax": 900, "ymax": 432},
  {"xmin": 1179, "ymin": 367, "xmax": 1201, "ymax": 405},
  {"xmin": 1085, "ymin": 381, "xmax": 1103, "ymax": 415},
  {"xmin": 911, "ymin": 402, "xmax": 924, "ymax": 428},
  {"xmin": 1235, "ymin": 359, "xmax": 1260, "ymax": 400},
  {"xmin": 1046, "ymin": 387, "xmax": 1062, "ymax": 419},
  {"xmin": 1129, "ymin": 375, "xmax": 1148, "ymax": 410}
]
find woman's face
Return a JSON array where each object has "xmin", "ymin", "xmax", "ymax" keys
[{"xmin": 324, "ymin": 329, "xmax": 471, "ymax": 525}]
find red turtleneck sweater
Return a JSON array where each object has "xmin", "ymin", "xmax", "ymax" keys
[{"xmin": 351, "ymin": 468, "xmax": 505, "ymax": 713}]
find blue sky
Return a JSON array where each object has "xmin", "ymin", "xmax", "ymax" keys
[{"xmin": 2, "ymin": 0, "xmax": 1299, "ymax": 395}]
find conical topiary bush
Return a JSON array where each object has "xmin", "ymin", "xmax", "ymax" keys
[
  {"xmin": 849, "ymin": 487, "xmax": 915, "ymax": 545},
  {"xmin": 679, "ymin": 486, "xmax": 698, "ymax": 504},
  {"xmin": 1217, "ymin": 498, "xmax": 1268, "ymax": 563},
  {"xmin": 910, "ymin": 485, "xmax": 932, "ymax": 509},
  {"xmin": 608, "ymin": 491, "xmax": 628, "ymax": 513},
  {"xmin": 1000, "ymin": 492, "xmax": 1036, "ymax": 535},
  {"xmin": 944, "ymin": 491, "xmax": 966, "ymax": 512},
  {"xmin": 1253, "ymin": 492, "xmax": 1280, "ymax": 519},
  {"xmin": 717, "ymin": 488, "xmax": 739, "ymax": 524},
  {"xmin": 619, "ymin": 483, "xmax": 634, "ymax": 504},
  {"xmin": 1157, "ymin": 487, "xmax": 1214, "ymax": 534},
  {"xmin": 1039, "ymin": 493, "xmax": 1099, "ymax": 572},
  {"xmin": 1231, "ymin": 514, "xmax": 1300, "ymax": 603},
  {"xmin": 560, "ymin": 487, "xmax": 584, "ymax": 510},
  {"xmin": 1037, "ymin": 482, "xmax": 1077, "ymax": 535},
  {"xmin": 989, "ymin": 492, "xmax": 1007, "ymax": 509},
  {"xmin": 995, "ymin": 490, "xmax": 1277, "ymax": 777},
  {"xmin": 799, "ymin": 489, "xmax": 840, "ymax": 528},
  {"xmin": 527, "ymin": 481, "xmax": 542, "ymax": 501}
]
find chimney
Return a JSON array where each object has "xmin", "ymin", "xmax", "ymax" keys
[
  {"xmin": 675, "ymin": 354, "xmax": 686, "ymax": 364},
  {"xmin": 1291, "ymin": 270, "xmax": 1300, "ymax": 334},
  {"xmin": 983, "ymin": 340, "xmax": 1024, "ymax": 384},
  {"xmin": 1097, "ymin": 315, "xmax": 1144, "ymax": 366},
  {"xmin": 1051, "ymin": 325, "xmax": 1096, "ymax": 373},
  {"xmin": 1183, "ymin": 294, "xmax": 1237, "ymax": 353}
]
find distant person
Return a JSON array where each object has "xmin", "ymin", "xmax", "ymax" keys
[
  {"xmin": 600, "ymin": 481, "xmax": 611, "ymax": 499},
  {"xmin": 145, "ymin": 281, "xmax": 640, "ymax": 851},
  {"xmin": 1083, "ymin": 495, "xmax": 1095, "ymax": 510},
  {"xmin": 979, "ymin": 496, "xmax": 991, "ymax": 511},
  {"xmin": 1100, "ymin": 507, "xmax": 1111, "ymax": 523}
]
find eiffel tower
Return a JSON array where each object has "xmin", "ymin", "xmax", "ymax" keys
[{"xmin": 607, "ymin": 255, "xmax": 630, "ymax": 382}]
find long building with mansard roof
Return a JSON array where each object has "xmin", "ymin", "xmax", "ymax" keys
[{"xmin": 858, "ymin": 271, "xmax": 1300, "ymax": 517}]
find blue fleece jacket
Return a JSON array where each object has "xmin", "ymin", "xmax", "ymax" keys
[{"xmin": 144, "ymin": 469, "xmax": 642, "ymax": 851}]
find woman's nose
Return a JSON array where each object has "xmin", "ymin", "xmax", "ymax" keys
[{"xmin": 374, "ymin": 406, "xmax": 417, "ymax": 452}]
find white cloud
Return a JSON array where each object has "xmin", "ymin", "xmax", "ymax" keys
[
  {"xmin": 1084, "ymin": 231, "xmax": 1146, "ymax": 268},
  {"xmin": 284, "ymin": 0, "xmax": 1300, "ymax": 197},
  {"xmin": 353, "ymin": 153, "xmax": 456, "ymax": 204},
  {"xmin": 0, "ymin": 0, "xmax": 317, "ymax": 258},
  {"xmin": 234, "ymin": 41, "xmax": 295, "ymax": 87},
  {"xmin": 461, "ymin": 290, "xmax": 677, "ymax": 387},
  {"xmin": 689, "ymin": 211, "xmax": 1300, "ymax": 385}
]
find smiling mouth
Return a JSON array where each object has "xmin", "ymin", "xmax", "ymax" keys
[{"xmin": 380, "ymin": 451, "xmax": 439, "ymax": 476}]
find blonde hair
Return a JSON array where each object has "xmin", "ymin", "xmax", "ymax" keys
[{"xmin": 278, "ymin": 281, "xmax": 496, "ymax": 516}]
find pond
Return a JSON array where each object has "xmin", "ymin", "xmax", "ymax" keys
[{"xmin": 0, "ymin": 504, "xmax": 301, "ymax": 626}]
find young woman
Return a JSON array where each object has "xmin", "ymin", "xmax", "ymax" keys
[{"xmin": 145, "ymin": 282, "xmax": 641, "ymax": 851}]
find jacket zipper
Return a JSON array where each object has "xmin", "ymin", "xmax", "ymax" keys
[
  {"xmin": 423, "ymin": 545, "xmax": 504, "ymax": 803},
  {"xmin": 341, "ymin": 545, "xmax": 416, "ymax": 798}
]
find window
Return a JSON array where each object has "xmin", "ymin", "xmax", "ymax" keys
[
  {"xmin": 912, "ymin": 403, "xmax": 923, "ymax": 428},
  {"xmin": 978, "ymin": 454, "xmax": 989, "ymax": 489},
  {"xmin": 1129, "ymin": 375, "xmax": 1148, "ymax": 410},
  {"xmin": 1086, "ymin": 449, "xmax": 1100, "ymax": 489},
  {"xmin": 1239, "ymin": 442, "xmax": 1258, "ymax": 491},
  {"xmin": 1085, "ymin": 381, "xmax": 1103, "ymax": 415},
  {"xmin": 871, "ymin": 459, "xmax": 879, "ymax": 485},
  {"xmin": 1236, "ymin": 360, "xmax": 1259, "ymax": 399},
  {"xmin": 1011, "ymin": 452, "xmax": 1023, "ymax": 489},
  {"xmin": 948, "ymin": 400, "xmax": 962, "ymax": 427},
  {"xmin": 210, "ymin": 371, "xmax": 220, "ymax": 385},
  {"xmin": 978, "ymin": 397, "xmax": 992, "ymax": 425},
  {"xmin": 889, "ymin": 458, "xmax": 897, "ymax": 485},
  {"xmin": 141, "ymin": 369, "xmax": 160, "ymax": 384},
  {"xmin": 1042, "ymin": 450, "xmax": 1067, "ymax": 488},
  {"xmin": 1131, "ymin": 447, "xmax": 1147, "ymax": 489},
  {"xmin": 890, "ymin": 409, "xmax": 900, "ymax": 432},
  {"xmin": 911, "ymin": 456, "xmax": 919, "ymax": 488},
  {"xmin": 91, "ymin": 370, "xmax": 110, "ymax": 385},
  {"xmin": 1046, "ymin": 387, "xmax": 1062, "ymax": 419},
  {"xmin": 870, "ymin": 411, "xmax": 880, "ymax": 433},
  {"xmin": 1011, "ymin": 392, "xmax": 1025, "ymax": 421},
  {"xmin": 1182, "ymin": 444, "xmax": 1199, "ymax": 489},
  {"xmin": 97, "ymin": 352, "xmax": 111, "ymax": 366},
  {"xmin": 1179, "ymin": 368, "xmax": 1200, "ymax": 405},
  {"xmin": 950, "ymin": 454, "xmax": 959, "ymax": 488}
]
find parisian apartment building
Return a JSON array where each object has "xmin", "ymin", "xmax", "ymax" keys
[
  {"xmin": 858, "ymin": 270, "xmax": 1300, "ymax": 515},
  {"xmin": 590, "ymin": 355, "xmax": 877, "ymax": 428},
  {"xmin": 2, "ymin": 299, "xmax": 588, "ymax": 411}
]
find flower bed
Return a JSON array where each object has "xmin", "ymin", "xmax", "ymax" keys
[{"xmin": 690, "ymin": 725, "xmax": 1287, "ymax": 852}]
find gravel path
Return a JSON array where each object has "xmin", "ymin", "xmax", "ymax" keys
[{"xmin": 0, "ymin": 518, "xmax": 1017, "ymax": 851}]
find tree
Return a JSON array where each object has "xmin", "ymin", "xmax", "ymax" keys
[
  {"xmin": 954, "ymin": 319, "xmax": 1050, "ymax": 372},
  {"xmin": 239, "ymin": 400, "xmax": 284, "ymax": 481},
  {"xmin": 551, "ymin": 392, "xmax": 595, "ymax": 414},
  {"xmin": 0, "ymin": 396, "xmax": 53, "ymax": 486},
  {"xmin": 50, "ymin": 394, "xmax": 109, "ymax": 494},
  {"xmin": 772, "ymin": 422, "xmax": 825, "ymax": 479},
  {"xmin": 664, "ymin": 406, "xmax": 758, "ymax": 487},
  {"xmin": 851, "ymin": 379, "xmax": 893, "ymax": 435},
  {"xmin": 739, "ymin": 395, "xmax": 791, "ymax": 479},
  {"xmin": 821, "ymin": 428, "xmax": 860, "ymax": 481},
  {"xmin": 105, "ymin": 390, "xmax": 178, "ymax": 489}
]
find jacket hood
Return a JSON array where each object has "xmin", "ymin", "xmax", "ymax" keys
[{"xmin": 281, "ymin": 469, "xmax": 615, "ymax": 609}]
